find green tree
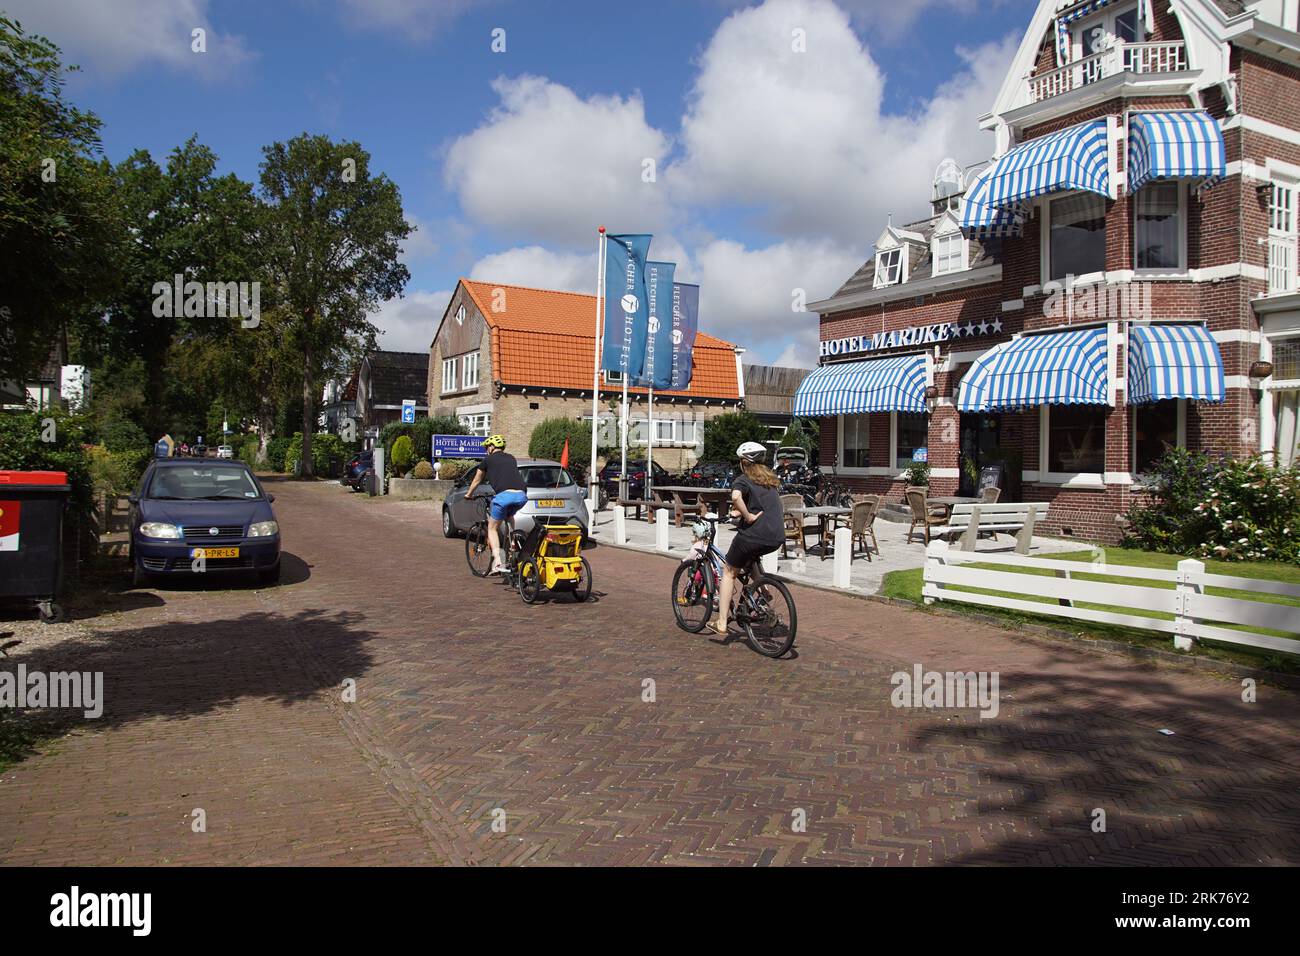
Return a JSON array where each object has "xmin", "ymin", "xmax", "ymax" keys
[
  {"xmin": 779, "ymin": 417, "xmax": 817, "ymax": 457},
  {"xmin": 702, "ymin": 411, "xmax": 768, "ymax": 463},
  {"xmin": 528, "ymin": 417, "xmax": 592, "ymax": 474},
  {"xmin": 0, "ymin": 17, "xmax": 124, "ymax": 382},
  {"xmin": 257, "ymin": 135, "xmax": 411, "ymax": 478}
]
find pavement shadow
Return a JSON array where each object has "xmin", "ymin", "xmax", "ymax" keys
[
  {"xmin": 901, "ymin": 647, "xmax": 1300, "ymax": 865},
  {"xmin": 0, "ymin": 607, "xmax": 378, "ymax": 758},
  {"xmin": 133, "ymin": 550, "xmax": 312, "ymax": 592}
]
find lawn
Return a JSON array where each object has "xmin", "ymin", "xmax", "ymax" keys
[{"xmin": 882, "ymin": 546, "xmax": 1300, "ymax": 673}]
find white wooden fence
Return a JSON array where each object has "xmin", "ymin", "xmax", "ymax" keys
[{"xmin": 922, "ymin": 541, "xmax": 1300, "ymax": 656}]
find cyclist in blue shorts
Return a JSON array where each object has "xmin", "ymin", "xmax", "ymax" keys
[{"xmin": 465, "ymin": 434, "xmax": 529, "ymax": 575}]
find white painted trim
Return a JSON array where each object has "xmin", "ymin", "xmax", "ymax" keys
[
  {"xmin": 1221, "ymin": 114, "xmax": 1300, "ymax": 147},
  {"xmin": 1107, "ymin": 321, "xmax": 1121, "ymax": 406},
  {"xmin": 1192, "ymin": 262, "xmax": 1269, "ymax": 282},
  {"xmin": 1023, "ymin": 284, "xmax": 1043, "ymax": 299},
  {"xmin": 929, "ymin": 468, "xmax": 960, "ymax": 479},
  {"xmin": 1224, "ymin": 375, "xmax": 1254, "ymax": 389},
  {"xmin": 1212, "ymin": 329, "xmax": 1261, "ymax": 344},
  {"xmin": 1002, "ymin": 299, "xmax": 1025, "ymax": 312},
  {"xmin": 735, "ymin": 350, "xmax": 746, "ymax": 399},
  {"xmin": 455, "ymin": 401, "xmax": 492, "ymax": 415}
]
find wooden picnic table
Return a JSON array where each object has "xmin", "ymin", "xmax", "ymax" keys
[
  {"xmin": 788, "ymin": 505, "xmax": 851, "ymax": 560},
  {"xmin": 651, "ymin": 485, "xmax": 732, "ymax": 526},
  {"xmin": 925, "ymin": 495, "xmax": 982, "ymax": 521}
]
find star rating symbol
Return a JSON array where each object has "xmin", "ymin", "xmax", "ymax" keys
[
  {"xmin": 963, "ymin": 322, "xmax": 976, "ymax": 337},
  {"xmin": 992, "ymin": 318, "xmax": 1003, "ymax": 334},
  {"xmin": 977, "ymin": 320, "xmax": 990, "ymax": 336}
]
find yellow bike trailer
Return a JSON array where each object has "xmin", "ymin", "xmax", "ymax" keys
[{"xmin": 517, "ymin": 522, "xmax": 592, "ymax": 604}]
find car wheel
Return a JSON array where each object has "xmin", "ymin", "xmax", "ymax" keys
[{"xmin": 442, "ymin": 506, "xmax": 459, "ymax": 538}]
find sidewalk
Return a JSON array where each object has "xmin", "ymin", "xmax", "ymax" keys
[{"xmin": 588, "ymin": 505, "xmax": 1082, "ymax": 595}]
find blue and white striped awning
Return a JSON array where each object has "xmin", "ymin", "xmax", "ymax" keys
[
  {"xmin": 958, "ymin": 326, "xmax": 1110, "ymax": 412},
  {"xmin": 794, "ymin": 353, "xmax": 928, "ymax": 417},
  {"xmin": 1127, "ymin": 111, "xmax": 1226, "ymax": 192},
  {"xmin": 1127, "ymin": 323, "xmax": 1224, "ymax": 404},
  {"xmin": 959, "ymin": 120, "xmax": 1111, "ymax": 239}
]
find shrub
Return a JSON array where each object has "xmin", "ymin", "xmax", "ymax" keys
[
  {"xmin": 101, "ymin": 419, "xmax": 150, "ymax": 453},
  {"xmin": 1123, "ymin": 449, "xmax": 1300, "ymax": 562},
  {"xmin": 902, "ymin": 460, "xmax": 930, "ymax": 487},
  {"xmin": 528, "ymin": 417, "xmax": 591, "ymax": 473},
  {"xmin": 0, "ymin": 411, "xmax": 95, "ymax": 520},
  {"xmin": 702, "ymin": 411, "xmax": 768, "ymax": 464},
  {"xmin": 237, "ymin": 436, "xmax": 262, "ymax": 465},
  {"xmin": 411, "ymin": 460, "xmax": 435, "ymax": 480},
  {"xmin": 284, "ymin": 432, "xmax": 346, "ymax": 475},
  {"xmin": 266, "ymin": 437, "xmax": 291, "ymax": 473},
  {"xmin": 390, "ymin": 435, "xmax": 415, "ymax": 474},
  {"xmin": 87, "ymin": 444, "xmax": 151, "ymax": 494},
  {"xmin": 436, "ymin": 458, "xmax": 476, "ymax": 481},
  {"xmin": 378, "ymin": 415, "xmax": 467, "ymax": 465}
]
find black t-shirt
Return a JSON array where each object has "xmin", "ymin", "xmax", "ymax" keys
[
  {"xmin": 732, "ymin": 475, "xmax": 784, "ymax": 545},
  {"xmin": 477, "ymin": 452, "xmax": 525, "ymax": 493}
]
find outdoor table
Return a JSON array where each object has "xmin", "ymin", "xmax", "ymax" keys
[
  {"xmin": 788, "ymin": 505, "xmax": 851, "ymax": 560},
  {"xmin": 652, "ymin": 486, "xmax": 732, "ymax": 527},
  {"xmin": 925, "ymin": 495, "xmax": 982, "ymax": 521}
]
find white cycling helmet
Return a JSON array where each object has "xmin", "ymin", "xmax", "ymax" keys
[{"xmin": 736, "ymin": 441, "xmax": 767, "ymax": 462}]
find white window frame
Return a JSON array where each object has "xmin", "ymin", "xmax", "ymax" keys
[
  {"xmin": 1268, "ymin": 176, "xmax": 1298, "ymax": 295},
  {"xmin": 457, "ymin": 407, "xmax": 492, "ymax": 438},
  {"xmin": 837, "ymin": 413, "xmax": 873, "ymax": 474},
  {"xmin": 873, "ymin": 247, "xmax": 905, "ymax": 288},
  {"xmin": 455, "ymin": 304, "xmax": 466, "ymax": 325},
  {"xmin": 1072, "ymin": 3, "xmax": 1143, "ymax": 62},
  {"xmin": 932, "ymin": 231, "xmax": 968, "ymax": 276},
  {"xmin": 1040, "ymin": 192, "xmax": 1109, "ymax": 287},
  {"xmin": 462, "ymin": 351, "xmax": 479, "ymax": 389},
  {"xmin": 891, "ymin": 410, "xmax": 931, "ymax": 472},
  {"xmin": 1035, "ymin": 405, "xmax": 1111, "ymax": 488},
  {"xmin": 625, "ymin": 416, "xmax": 702, "ymax": 447},
  {"xmin": 1133, "ymin": 181, "xmax": 1188, "ymax": 276},
  {"xmin": 441, "ymin": 356, "xmax": 458, "ymax": 395},
  {"xmin": 604, "ymin": 369, "xmax": 625, "ymax": 385},
  {"xmin": 1131, "ymin": 398, "xmax": 1186, "ymax": 478}
]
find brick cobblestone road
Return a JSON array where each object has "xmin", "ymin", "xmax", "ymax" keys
[{"xmin": 2, "ymin": 478, "xmax": 1297, "ymax": 865}]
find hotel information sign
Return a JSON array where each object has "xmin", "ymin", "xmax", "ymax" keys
[{"xmin": 820, "ymin": 317, "xmax": 1003, "ymax": 358}]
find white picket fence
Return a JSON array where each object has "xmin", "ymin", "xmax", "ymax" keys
[{"xmin": 922, "ymin": 541, "xmax": 1300, "ymax": 656}]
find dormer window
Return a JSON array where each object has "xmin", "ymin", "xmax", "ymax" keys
[
  {"xmin": 932, "ymin": 232, "xmax": 967, "ymax": 275},
  {"xmin": 874, "ymin": 248, "xmax": 904, "ymax": 288},
  {"xmin": 1075, "ymin": 4, "xmax": 1141, "ymax": 62}
]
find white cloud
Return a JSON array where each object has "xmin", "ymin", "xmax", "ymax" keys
[
  {"xmin": 672, "ymin": 0, "xmax": 1012, "ymax": 242},
  {"xmin": 336, "ymin": 0, "xmax": 492, "ymax": 41},
  {"xmin": 444, "ymin": 75, "xmax": 675, "ymax": 248},
  {"xmin": 3, "ymin": 0, "xmax": 255, "ymax": 78},
  {"xmin": 369, "ymin": 289, "xmax": 451, "ymax": 351},
  {"xmin": 468, "ymin": 245, "xmax": 596, "ymax": 293}
]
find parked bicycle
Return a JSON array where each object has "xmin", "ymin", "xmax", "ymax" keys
[{"xmin": 670, "ymin": 513, "xmax": 797, "ymax": 658}]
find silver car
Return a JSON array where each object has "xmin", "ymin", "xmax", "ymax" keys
[{"xmin": 440, "ymin": 458, "xmax": 589, "ymax": 539}]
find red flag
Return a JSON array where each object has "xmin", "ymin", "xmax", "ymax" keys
[{"xmin": 559, "ymin": 438, "xmax": 570, "ymax": 471}]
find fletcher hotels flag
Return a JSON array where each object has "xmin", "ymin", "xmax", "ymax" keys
[
  {"xmin": 667, "ymin": 282, "xmax": 699, "ymax": 391},
  {"xmin": 601, "ymin": 233, "xmax": 653, "ymax": 379},
  {"xmin": 634, "ymin": 260, "xmax": 676, "ymax": 390}
]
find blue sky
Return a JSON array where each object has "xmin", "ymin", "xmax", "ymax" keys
[{"xmin": 7, "ymin": 0, "xmax": 1033, "ymax": 365}]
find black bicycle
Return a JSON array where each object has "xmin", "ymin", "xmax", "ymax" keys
[
  {"xmin": 465, "ymin": 496, "xmax": 527, "ymax": 586},
  {"xmin": 670, "ymin": 513, "xmax": 797, "ymax": 658}
]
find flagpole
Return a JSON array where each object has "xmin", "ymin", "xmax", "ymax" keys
[
  {"xmin": 588, "ymin": 227, "xmax": 606, "ymax": 521},
  {"xmin": 647, "ymin": 385, "xmax": 654, "ymax": 503},
  {"xmin": 620, "ymin": 369, "xmax": 629, "ymax": 503}
]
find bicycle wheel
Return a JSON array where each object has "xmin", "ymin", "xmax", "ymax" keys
[
  {"xmin": 518, "ymin": 560, "xmax": 542, "ymax": 604},
  {"xmin": 571, "ymin": 557, "xmax": 593, "ymax": 602},
  {"xmin": 465, "ymin": 523, "xmax": 494, "ymax": 577},
  {"xmin": 742, "ymin": 576, "xmax": 797, "ymax": 658},
  {"xmin": 671, "ymin": 559, "xmax": 715, "ymax": 633}
]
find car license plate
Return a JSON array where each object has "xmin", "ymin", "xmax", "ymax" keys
[
  {"xmin": 190, "ymin": 547, "xmax": 239, "ymax": 559},
  {"xmin": 537, "ymin": 499, "xmax": 564, "ymax": 508}
]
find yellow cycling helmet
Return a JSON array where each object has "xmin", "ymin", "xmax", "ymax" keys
[{"xmin": 483, "ymin": 434, "xmax": 507, "ymax": 449}]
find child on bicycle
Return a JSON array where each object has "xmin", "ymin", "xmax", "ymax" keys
[
  {"xmin": 710, "ymin": 441, "xmax": 785, "ymax": 636},
  {"xmin": 465, "ymin": 434, "xmax": 528, "ymax": 575}
]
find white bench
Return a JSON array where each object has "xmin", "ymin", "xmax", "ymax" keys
[{"xmin": 934, "ymin": 501, "xmax": 1049, "ymax": 554}]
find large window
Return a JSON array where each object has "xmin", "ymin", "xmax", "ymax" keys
[
  {"xmin": 458, "ymin": 411, "xmax": 491, "ymax": 437},
  {"xmin": 841, "ymin": 414, "xmax": 870, "ymax": 468},
  {"xmin": 1133, "ymin": 400, "xmax": 1179, "ymax": 474},
  {"xmin": 1075, "ymin": 4, "xmax": 1141, "ymax": 63},
  {"xmin": 462, "ymin": 352, "xmax": 479, "ymax": 389},
  {"xmin": 1269, "ymin": 181, "xmax": 1298, "ymax": 294},
  {"xmin": 932, "ymin": 233, "xmax": 965, "ymax": 275},
  {"xmin": 1046, "ymin": 405, "xmax": 1107, "ymax": 474},
  {"xmin": 894, "ymin": 412, "xmax": 929, "ymax": 471},
  {"xmin": 1048, "ymin": 194, "xmax": 1108, "ymax": 281},
  {"xmin": 873, "ymin": 248, "xmax": 903, "ymax": 288},
  {"xmin": 441, "ymin": 356, "xmax": 458, "ymax": 394},
  {"xmin": 628, "ymin": 417, "xmax": 702, "ymax": 447},
  {"xmin": 1134, "ymin": 183, "xmax": 1183, "ymax": 271}
]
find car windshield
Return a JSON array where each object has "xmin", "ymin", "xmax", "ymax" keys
[
  {"xmin": 148, "ymin": 465, "xmax": 262, "ymax": 500},
  {"xmin": 522, "ymin": 466, "xmax": 573, "ymax": 488}
]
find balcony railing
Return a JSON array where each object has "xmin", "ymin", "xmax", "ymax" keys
[
  {"xmin": 1029, "ymin": 41, "xmax": 1188, "ymax": 103},
  {"xmin": 1269, "ymin": 234, "xmax": 1298, "ymax": 295}
]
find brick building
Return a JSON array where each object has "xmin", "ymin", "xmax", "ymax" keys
[
  {"xmin": 428, "ymin": 280, "xmax": 744, "ymax": 470},
  {"xmin": 799, "ymin": 0, "xmax": 1300, "ymax": 542},
  {"xmin": 357, "ymin": 351, "xmax": 429, "ymax": 436}
]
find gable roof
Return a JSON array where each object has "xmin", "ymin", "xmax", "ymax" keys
[
  {"xmin": 363, "ymin": 350, "xmax": 428, "ymax": 406},
  {"xmin": 832, "ymin": 209, "xmax": 1001, "ymax": 300},
  {"xmin": 455, "ymin": 280, "xmax": 741, "ymax": 400}
]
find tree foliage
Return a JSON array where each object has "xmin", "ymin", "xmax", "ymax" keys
[
  {"xmin": 528, "ymin": 417, "xmax": 591, "ymax": 474},
  {"xmin": 702, "ymin": 411, "xmax": 768, "ymax": 463}
]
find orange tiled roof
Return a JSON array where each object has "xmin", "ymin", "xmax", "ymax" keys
[{"xmin": 459, "ymin": 280, "xmax": 741, "ymax": 400}]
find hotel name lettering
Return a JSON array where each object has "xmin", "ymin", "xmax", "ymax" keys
[{"xmin": 820, "ymin": 319, "xmax": 987, "ymax": 358}]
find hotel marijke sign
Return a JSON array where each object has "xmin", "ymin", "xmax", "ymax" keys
[{"xmin": 820, "ymin": 317, "xmax": 995, "ymax": 359}]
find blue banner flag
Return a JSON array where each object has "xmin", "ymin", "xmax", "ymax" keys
[
  {"xmin": 601, "ymin": 233, "xmax": 652, "ymax": 378},
  {"xmin": 667, "ymin": 282, "xmax": 699, "ymax": 391},
  {"xmin": 634, "ymin": 260, "xmax": 676, "ymax": 389}
]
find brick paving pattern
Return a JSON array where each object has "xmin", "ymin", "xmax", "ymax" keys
[{"xmin": 2, "ymin": 479, "xmax": 1297, "ymax": 865}]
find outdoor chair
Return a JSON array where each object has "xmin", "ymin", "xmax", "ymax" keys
[
  {"xmin": 834, "ymin": 495, "xmax": 880, "ymax": 561},
  {"xmin": 978, "ymin": 485, "xmax": 1001, "ymax": 539},
  {"xmin": 780, "ymin": 493, "xmax": 805, "ymax": 558},
  {"xmin": 905, "ymin": 487, "xmax": 947, "ymax": 545}
]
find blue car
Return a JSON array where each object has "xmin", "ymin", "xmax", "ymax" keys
[{"xmin": 129, "ymin": 459, "xmax": 281, "ymax": 587}]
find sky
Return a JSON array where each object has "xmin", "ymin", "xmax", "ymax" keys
[{"xmin": 6, "ymin": 0, "xmax": 1033, "ymax": 368}]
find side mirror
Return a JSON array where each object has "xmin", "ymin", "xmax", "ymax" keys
[{"xmin": 267, "ymin": 494, "xmax": 276, "ymax": 503}]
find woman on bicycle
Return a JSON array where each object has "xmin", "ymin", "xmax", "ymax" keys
[{"xmin": 710, "ymin": 441, "xmax": 785, "ymax": 636}]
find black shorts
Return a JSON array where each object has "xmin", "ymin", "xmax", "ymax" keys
[{"xmin": 725, "ymin": 533, "xmax": 780, "ymax": 570}]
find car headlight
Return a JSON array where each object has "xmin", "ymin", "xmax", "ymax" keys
[
  {"xmin": 139, "ymin": 522, "xmax": 181, "ymax": 539},
  {"xmin": 247, "ymin": 520, "xmax": 279, "ymax": 537}
]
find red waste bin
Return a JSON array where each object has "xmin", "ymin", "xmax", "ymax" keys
[{"xmin": 0, "ymin": 470, "xmax": 70, "ymax": 623}]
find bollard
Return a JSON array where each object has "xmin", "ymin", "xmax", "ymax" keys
[
  {"xmin": 615, "ymin": 506, "xmax": 627, "ymax": 545},
  {"xmin": 655, "ymin": 514, "xmax": 670, "ymax": 552},
  {"xmin": 833, "ymin": 526, "xmax": 852, "ymax": 588},
  {"xmin": 585, "ymin": 499, "xmax": 596, "ymax": 533},
  {"xmin": 760, "ymin": 551, "xmax": 778, "ymax": 575}
]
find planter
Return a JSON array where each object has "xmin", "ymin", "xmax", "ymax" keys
[{"xmin": 388, "ymin": 477, "xmax": 454, "ymax": 500}]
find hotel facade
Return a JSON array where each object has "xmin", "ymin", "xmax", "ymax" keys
[{"xmin": 797, "ymin": 0, "xmax": 1300, "ymax": 542}]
